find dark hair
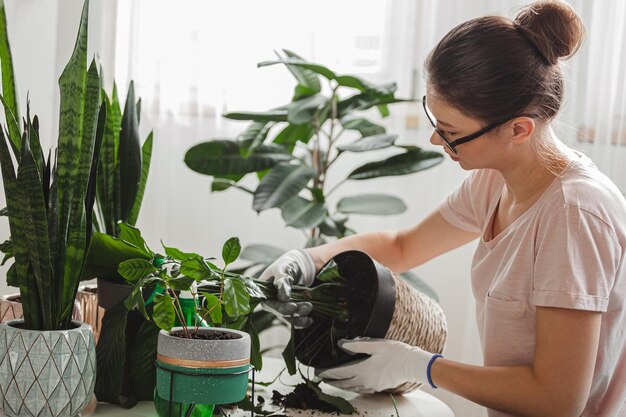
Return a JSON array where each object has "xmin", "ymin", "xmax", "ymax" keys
[{"xmin": 424, "ymin": 0, "xmax": 585, "ymax": 123}]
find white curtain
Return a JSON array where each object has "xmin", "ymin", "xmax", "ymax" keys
[{"xmin": 100, "ymin": 2, "xmax": 626, "ymax": 416}]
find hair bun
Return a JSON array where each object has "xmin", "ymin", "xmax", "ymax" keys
[{"xmin": 514, "ymin": 0, "xmax": 585, "ymax": 65}]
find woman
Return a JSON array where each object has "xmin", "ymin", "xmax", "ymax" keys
[{"xmin": 259, "ymin": 1, "xmax": 626, "ymax": 416}]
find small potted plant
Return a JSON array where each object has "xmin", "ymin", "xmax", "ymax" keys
[{"xmin": 0, "ymin": 0, "xmax": 99, "ymax": 415}]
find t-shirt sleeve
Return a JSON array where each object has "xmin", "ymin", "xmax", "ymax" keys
[
  {"xmin": 438, "ymin": 170, "xmax": 486, "ymax": 233},
  {"xmin": 533, "ymin": 204, "xmax": 620, "ymax": 312}
]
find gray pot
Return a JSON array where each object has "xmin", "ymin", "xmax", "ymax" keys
[{"xmin": 0, "ymin": 320, "xmax": 96, "ymax": 417}]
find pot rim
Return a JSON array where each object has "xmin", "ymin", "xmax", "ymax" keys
[
  {"xmin": 159, "ymin": 326, "xmax": 249, "ymax": 341},
  {"xmin": 0, "ymin": 319, "xmax": 92, "ymax": 333}
]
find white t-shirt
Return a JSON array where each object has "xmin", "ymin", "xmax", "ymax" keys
[{"xmin": 439, "ymin": 155, "xmax": 626, "ymax": 417}]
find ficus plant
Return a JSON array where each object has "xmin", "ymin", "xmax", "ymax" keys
[{"xmin": 184, "ymin": 49, "xmax": 442, "ymax": 298}]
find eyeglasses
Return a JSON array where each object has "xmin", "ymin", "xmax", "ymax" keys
[{"xmin": 422, "ymin": 95, "xmax": 535, "ymax": 154}]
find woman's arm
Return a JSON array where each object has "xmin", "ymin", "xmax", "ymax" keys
[
  {"xmin": 432, "ymin": 307, "xmax": 602, "ymax": 417},
  {"xmin": 306, "ymin": 209, "xmax": 479, "ymax": 272}
]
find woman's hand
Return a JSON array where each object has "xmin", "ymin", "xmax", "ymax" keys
[{"xmin": 317, "ymin": 338, "xmax": 439, "ymax": 393}]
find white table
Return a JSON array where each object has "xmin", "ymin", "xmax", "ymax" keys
[{"xmin": 88, "ymin": 357, "xmax": 454, "ymax": 417}]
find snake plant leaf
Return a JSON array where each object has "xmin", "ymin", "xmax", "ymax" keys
[
  {"xmin": 348, "ymin": 148, "xmax": 443, "ymax": 180},
  {"xmin": 286, "ymin": 94, "xmax": 329, "ymax": 125},
  {"xmin": 239, "ymin": 121, "xmax": 272, "ymax": 157},
  {"xmin": 0, "ymin": 0, "xmax": 20, "ymax": 150},
  {"xmin": 222, "ymin": 237, "xmax": 241, "ymax": 266},
  {"xmin": 253, "ymin": 163, "xmax": 314, "ymax": 212},
  {"xmin": 118, "ymin": 259, "xmax": 157, "ymax": 284},
  {"xmin": 26, "ymin": 112, "xmax": 46, "ymax": 181},
  {"xmin": 337, "ymin": 134, "xmax": 397, "ymax": 153},
  {"xmin": 258, "ymin": 58, "xmax": 336, "ymax": 81},
  {"xmin": 185, "ymin": 140, "xmax": 292, "ymax": 176},
  {"xmin": 153, "ymin": 292, "xmax": 176, "ymax": 332},
  {"xmin": 17, "ymin": 137, "xmax": 52, "ymax": 328},
  {"xmin": 337, "ymin": 194, "xmax": 407, "ymax": 215},
  {"xmin": 223, "ymin": 278, "xmax": 250, "ymax": 318},
  {"xmin": 118, "ymin": 81, "xmax": 141, "ymax": 222},
  {"xmin": 127, "ymin": 131, "xmax": 153, "ymax": 226},
  {"xmin": 85, "ymin": 101, "xmax": 107, "ymax": 246},
  {"xmin": 60, "ymin": 59, "xmax": 101, "ymax": 327},
  {"xmin": 281, "ymin": 49, "xmax": 321, "ymax": 99},
  {"xmin": 339, "ymin": 115, "xmax": 385, "ymax": 137},
  {"xmin": 273, "ymin": 123, "xmax": 314, "ymax": 151},
  {"xmin": 224, "ymin": 110, "xmax": 287, "ymax": 123},
  {"xmin": 280, "ymin": 195, "xmax": 326, "ymax": 229}
]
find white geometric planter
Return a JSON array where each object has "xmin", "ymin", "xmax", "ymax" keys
[{"xmin": 0, "ymin": 320, "xmax": 96, "ymax": 417}]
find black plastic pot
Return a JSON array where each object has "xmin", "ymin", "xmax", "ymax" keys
[{"xmin": 294, "ymin": 250, "xmax": 397, "ymax": 369}]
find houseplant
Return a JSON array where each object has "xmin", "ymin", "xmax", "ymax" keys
[
  {"xmin": 184, "ymin": 50, "xmax": 443, "ymax": 299},
  {"xmin": 0, "ymin": 0, "xmax": 100, "ymax": 415}
]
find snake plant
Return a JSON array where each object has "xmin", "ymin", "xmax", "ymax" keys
[{"xmin": 0, "ymin": 0, "xmax": 104, "ymax": 330}]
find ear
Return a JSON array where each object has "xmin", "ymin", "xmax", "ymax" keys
[{"xmin": 509, "ymin": 117, "xmax": 535, "ymax": 145}]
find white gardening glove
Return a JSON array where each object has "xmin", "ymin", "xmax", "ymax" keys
[
  {"xmin": 316, "ymin": 338, "xmax": 443, "ymax": 394},
  {"xmin": 259, "ymin": 249, "xmax": 316, "ymax": 329}
]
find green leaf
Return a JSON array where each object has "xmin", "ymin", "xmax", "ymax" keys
[
  {"xmin": 339, "ymin": 116, "xmax": 385, "ymax": 137},
  {"xmin": 258, "ymin": 59, "xmax": 336, "ymax": 80},
  {"xmin": 244, "ymin": 317, "xmax": 262, "ymax": 371},
  {"xmin": 335, "ymin": 75, "xmax": 396, "ymax": 95},
  {"xmin": 280, "ymin": 196, "xmax": 326, "ymax": 229},
  {"xmin": 118, "ymin": 259, "xmax": 157, "ymax": 284},
  {"xmin": 161, "ymin": 242, "xmax": 200, "ymax": 261},
  {"xmin": 337, "ymin": 194, "xmax": 407, "ymax": 215},
  {"xmin": 127, "ymin": 131, "xmax": 153, "ymax": 225},
  {"xmin": 282, "ymin": 49, "xmax": 321, "ymax": 97},
  {"xmin": 253, "ymin": 163, "xmax": 315, "ymax": 212},
  {"xmin": 273, "ymin": 123, "xmax": 314, "ymax": 151},
  {"xmin": 118, "ymin": 222, "xmax": 151, "ymax": 254},
  {"xmin": 6, "ymin": 263, "xmax": 17, "ymax": 286},
  {"xmin": 222, "ymin": 237, "xmax": 241, "ymax": 265},
  {"xmin": 337, "ymin": 92, "xmax": 407, "ymax": 118},
  {"xmin": 200, "ymin": 292, "xmax": 222, "ymax": 324},
  {"xmin": 118, "ymin": 81, "xmax": 142, "ymax": 221},
  {"xmin": 223, "ymin": 110, "xmax": 287, "ymax": 122},
  {"xmin": 282, "ymin": 327, "xmax": 297, "ymax": 375},
  {"xmin": 223, "ymin": 278, "xmax": 250, "ymax": 317},
  {"xmin": 348, "ymin": 148, "xmax": 443, "ymax": 180},
  {"xmin": 286, "ymin": 94, "xmax": 328, "ymax": 125},
  {"xmin": 127, "ymin": 317, "xmax": 160, "ymax": 400},
  {"xmin": 185, "ymin": 140, "xmax": 292, "ymax": 176},
  {"xmin": 239, "ymin": 244, "xmax": 284, "ymax": 264},
  {"xmin": 168, "ymin": 276, "xmax": 195, "ymax": 291},
  {"xmin": 83, "ymin": 232, "xmax": 152, "ymax": 280},
  {"xmin": 180, "ymin": 258, "xmax": 214, "ymax": 281},
  {"xmin": 123, "ymin": 287, "xmax": 149, "ymax": 320},
  {"xmin": 337, "ymin": 134, "xmax": 397, "ymax": 153},
  {"xmin": 0, "ymin": 0, "xmax": 21, "ymax": 150},
  {"xmin": 306, "ymin": 380, "xmax": 356, "ymax": 414},
  {"xmin": 153, "ymin": 292, "xmax": 176, "ymax": 332},
  {"xmin": 210, "ymin": 177, "xmax": 251, "ymax": 193},
  {"xmin": 239, "ymin": 122, "xmax": 272, "ymax": 157},
  {"xmin": 316, "ymin": 259, "xmax": 342, "ymax": 283}
]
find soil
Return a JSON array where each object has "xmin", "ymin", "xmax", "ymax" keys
[
  {"xmin": 294, "ymin": 251, "xmax": 379, "ymax": 369},
  {"xmin": 271, "ymin": 383, "xmax": 341, "ymax": 414},
  {"xmin": 170, "ymin": 329, "xmax": 241, "ymax": 340}
]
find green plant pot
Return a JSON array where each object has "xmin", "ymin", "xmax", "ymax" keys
[
  {"xmin": 155, "ymin": 327, "xmax": 251, "ymax": 405},
  {"xmin": 0, "ymin": 320, "xmax": 96, "ymax": 417}
]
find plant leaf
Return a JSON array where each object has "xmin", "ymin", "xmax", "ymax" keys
[
  {"xmin": 118, "ymin": 259, "xmax": 157, "ymax": 284},
  {"xmin": 239, "ymin": 244, "xmax": 284, "ymax": 264},
  {"xmin": 118, "ymin": 81, "xmax": 142, "ymax": 221},
  {"xmin": 348, "ymin": 148, "xmax": 443, "ymax": 180},
  {"xmin": 280, "ymin": 196, "xmax": 326, "ymax": 229},
  {"xmin": 127, "ymin": 131, "xmax": 153, "ymax": 225},
  {"xmin": 0, "ymin": 0, "xmax": 21, "ymax": 150},
  {"xmin": 153, "ymin": 292, "xmax": 176, "ymax": 332},
  {"xmin": 239, "ymin": 122, "xmax": 272, "ymax": 157},
  {"xmin": 282, "ymin": 327, "xmax": 297, "ymax": 375},
  {"xmin": 185, "ymin": 140, "xmax": 292, "ymax": 176},
  {"xmin": 286, "ymin": 94, "xmax": 328, "ymax": 125},
  {"xmin": 253, "ymin": 163, "xmax": 314, "ymax": 212},
  {"xmin": 118, "ymin": 222, "xmax": 151, "ymax": 254},
  {"xmin": 337, "ymin": 194, "xmax": 407, "ymax": 215},
  {"xmin": 83, "ymin": 232, "xmax": 152, "ymax": 280},
  {"xmin": 306, "ymin": 380, "xmax": 356, "ymax": 414},
  {"xmin": 200, "ymin": 292, "xmax": 222, "ymax": 324},
  {"xmin": 223, "ymin": 278, "xmax": 250, "ymax": 317},
  {"xmin": 180, "ymin": 257, "xmax": 215, "ymax": 281},
  {"xmin": 339, "ymin": 115, "xmax": 385, "ymax": 137},
  {"xmin": 223, "ymin": 110, "xmax": 287, "ymax": 122},
  {"xmin": 168, "ymin": 276, "xmax": 195, "ymax": 291},
  {"xmin": 281, "ymin": 49, "xmax": 321, "ymax": 98},
  {"xmin": 222, "ymin": 237, "xmax": 241, "ymax": 266},
  {"xmin": 272, "ymin": 123, "xmax": 314, "ymax": 151},
  {"xmin": 161, "ymin": 241, "xmax": 200, "ymax": 261},
  {"xmin": 127, "ymin": 316, "xmax": 160, "ymax": 400},
  {"xmin": 258, "ymin": 59, "xmax": 336, "ymax": 80},
  {"xmin": 337, "ymin": 133, "xmax": 397, "ymax": 153}
]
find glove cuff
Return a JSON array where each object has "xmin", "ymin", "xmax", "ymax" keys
[{"xmin": 292, "ymin": 249, "xmax": 316, "ymax": 286}]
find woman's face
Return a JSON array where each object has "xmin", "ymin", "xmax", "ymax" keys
[{"xmin": 426, "ymin": 93, "xmax": 512, "ymax": 171}]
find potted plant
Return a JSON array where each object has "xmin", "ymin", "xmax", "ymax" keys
[
  {"xmin": 184, "ymin": 50, "xmax": 443, "ymax": 299},
  {"xmin": 0, "ymin": 0, "xmax": 100, "ymax": 416}
]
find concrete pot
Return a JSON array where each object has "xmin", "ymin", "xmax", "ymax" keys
[
  {"xmin": 0, "ymin": 320, "xmax": 96, "ymax": 417},
  {"xmin": 155, "ymin": 327, "xmax": 251, "ymax": 405}
]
